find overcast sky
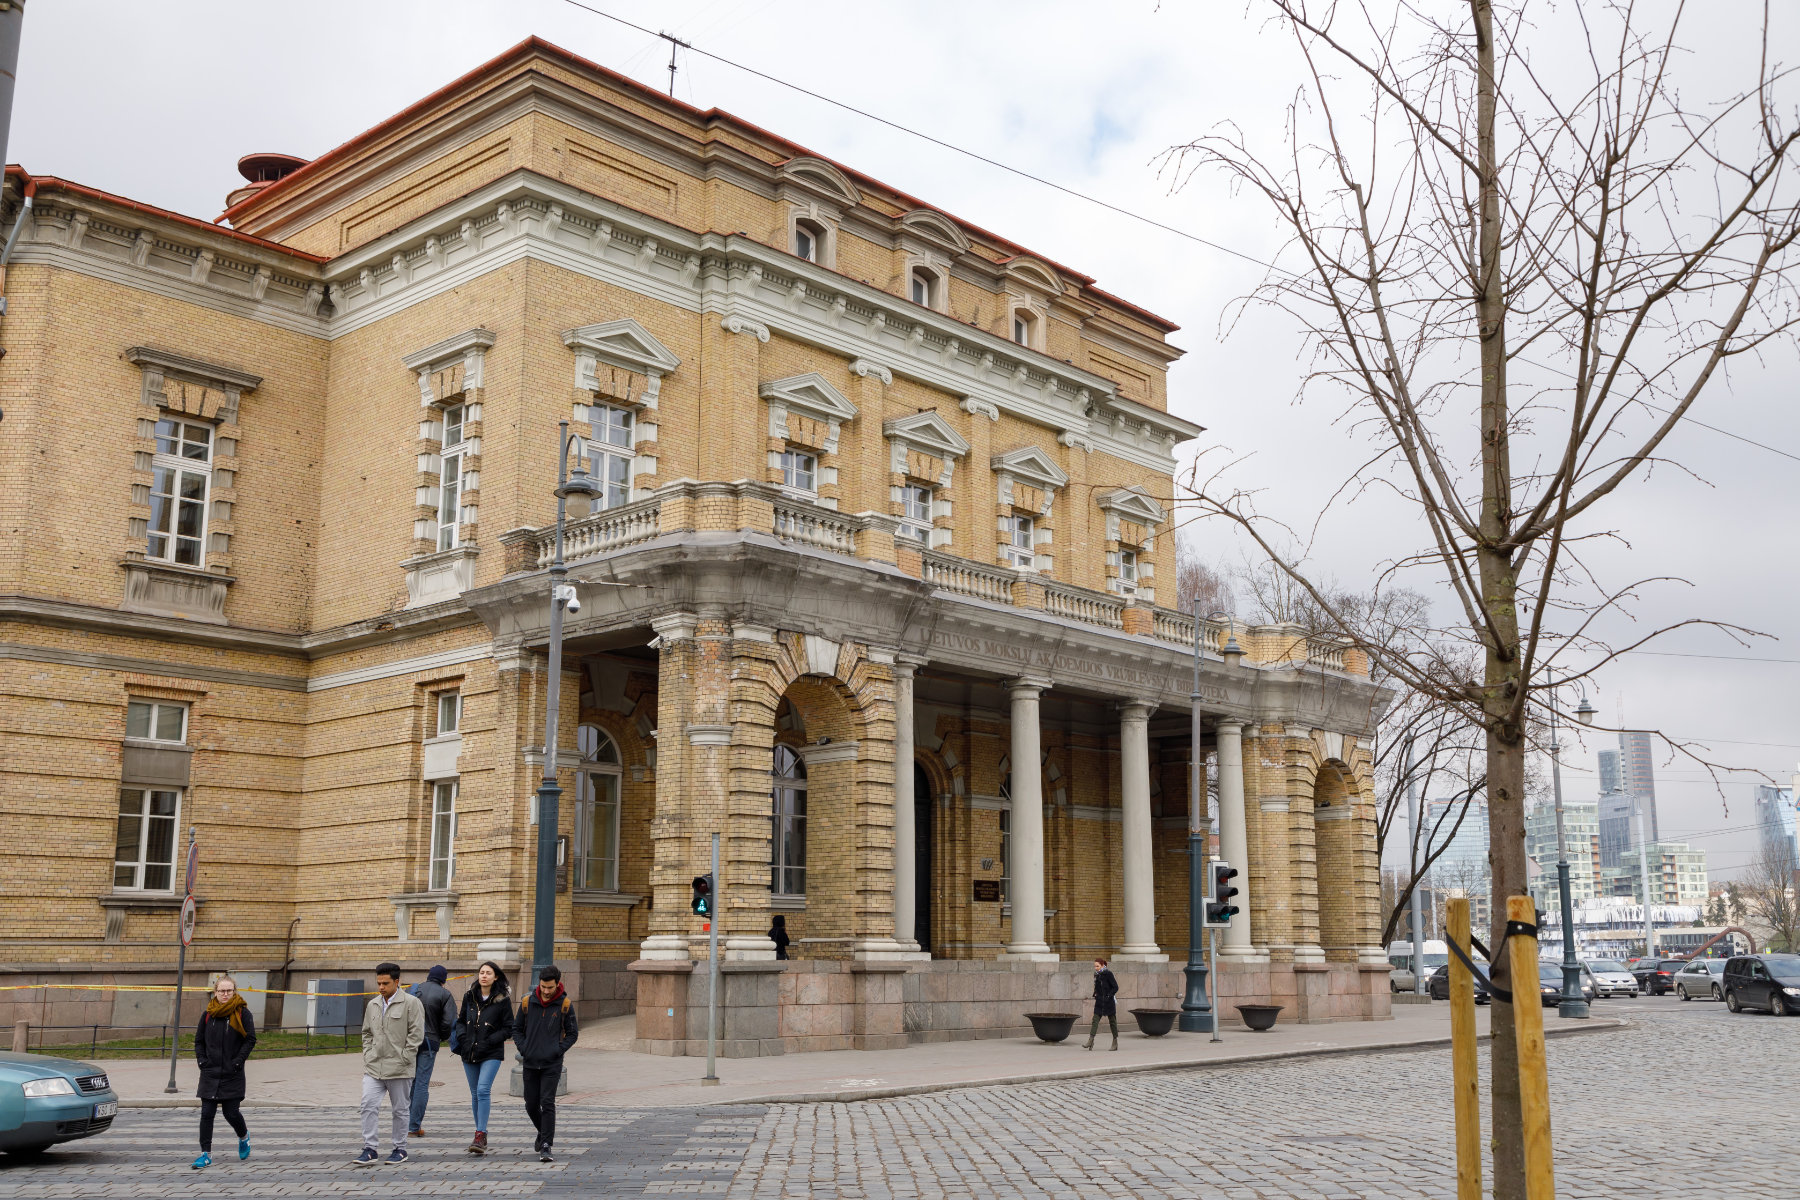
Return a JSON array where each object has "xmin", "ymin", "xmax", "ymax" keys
[{"xmin": 13, "ymin": 1, "xmax": 1796, "ymax": 879}]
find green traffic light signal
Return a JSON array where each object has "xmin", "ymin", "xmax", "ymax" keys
[{"xmin": 691, "ymin": 873, "xmax": 712, "ymax": 916}]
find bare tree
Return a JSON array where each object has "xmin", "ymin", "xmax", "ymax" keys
[
  {"xmin": 1162, "ymin": 4, "xmax": 1800, "ymax": 1193},
  {"xmin": 1740, "ymin": 834, "xmax": 1800, "ymax": 952},
  {"xmin": 1173, "ymin": 535, "xmax": 1236, "ymax": 615}
]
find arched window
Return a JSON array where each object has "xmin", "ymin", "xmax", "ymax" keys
[
  {"xmin": 574, "ymin": 724, "xmax": 622, "ymax": 890},
  {"xmin": 771, "ymin": 744, "xmax": 808, "ymax": 896}
]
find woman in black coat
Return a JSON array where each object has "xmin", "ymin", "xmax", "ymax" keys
[
  {"xmin": 769, "ymin": 915, "xmax": 792, "ymax": 961},
  {"xmin": 1083, "ymin": 958, "xmax": 1120, "ymax": 1051},
  {"xmin": 191, "ymin": 975, "xmax": 257, "ymax": 1168},
  {"xmin": 453, "ymin": 961, "xmax": 512, "ymax": 1155}
]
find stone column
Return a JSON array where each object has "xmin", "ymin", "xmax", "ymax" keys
[
  {"xmin": 1001, "ymin": 677, "xmax": 1057, "ymax": 960},
  {"xmin": 1114, "ymin": 700, "xmax": 1165, "ymax": 961},
  {"xmin": 892, "ymin": 659, "xmax": 921, "ymax": 953},
  {"xmin": 1216, "ymin": 720, "xmax": 1262, "ymax": 961}
]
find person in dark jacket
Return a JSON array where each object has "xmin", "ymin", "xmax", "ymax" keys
[
  {"xmin": 1083, "ymin": 958, "xmax": 1120, "ymax": 1051},
  {"xmin": 453, "ymin": 961, "xmax": 512, "ymax": 1155},
  {"xmin": 407, "ymin": 964, "xmax": 457, "ymax": 1137},
  {"xmin": 769, "ymin": 915, "xmax": 791, "ymax": 960},
  {"xmin": 191, "ymin": 975, "xmax": 257, "ymax": 1169},
  {"xmin": 512, "ymin": 963, "xmax": 579, "ymax": 1163}
]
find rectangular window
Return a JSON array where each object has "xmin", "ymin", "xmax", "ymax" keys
[
  {"xmin": 437, "ymin": 403, "xmax": 466, "ymax": 552},
  {"xmin": 147, "ymin": 418, "xmax": 212, "ymax": 566},
  {"xmin": 589, "ymin": 403, "xmax": 635, "ymax": 510},
  {"xmin": 575, "ymin": 771, "xmax": 621, "ymax": 891},
  {"xmin": 429, "ymin": 781, "xmax": 457, "ymax": 890},
  {"xmin": 899, "ymin": 484, "xmax": 932, "ymax": 542},
  {"xmin": 999, "ymin": 808, "xmax": 1011, "ymax": 904},
  {"xmin": 1002, "ymin": 515, "xmax": 1034, "ymax": 568},
  {"xmin": 435, "ymin": 692, "xmax": 461, "ymax": 736},
  {"xmin": 114, "ymin": 787, "xmax": 180, "ymax": 891},
  {"xmin": 126, "ymin": 699, "xmax": 188, "ymax": 743},
  {"xmin": 780, "ymin": 449, "xmax": 817, "ymax": 493},
  {"xmin": 1118, "ymin": 549, "xmax": 1138, "ymax": 593}
]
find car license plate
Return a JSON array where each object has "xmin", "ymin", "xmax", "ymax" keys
[{"xmin": 93, "ymin": 1101, "xmax": 117, "ymax": 1119}]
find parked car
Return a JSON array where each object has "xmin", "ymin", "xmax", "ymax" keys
[
  {"xmin": 1631, "ymin": 957, "xmax": 1688, "ymax": 995},
  {"xmin": 1536, "ymin": 961, "xmax": 1597, "ymax": 1006},
  {"xmin": 0, "ymin": 1051, "xmax": 118, "ymax": 1157},
  {"xmin": 1673, "ymin": 958, "xmax": 1727, "ymax": 1001},
  {"xmin": 1723, "ymin": 954, "xmax": 1800, "ymax": 1015},
  {"xmin": 1585, "ymin": 960, "xmax": 1639, "ymax": 998},
  {"xmin": 1388, "ymin": 940, "xmax": 1450, "ymax": 993},
  {"xmin": 1426, "ymin": 962, "xmax": 1491, "ymax": 1004}
]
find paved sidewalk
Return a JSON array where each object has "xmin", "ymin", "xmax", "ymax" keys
[{"xmin": 98, "ymin": 1001, "xmax": 1624, "ymax": 1111}]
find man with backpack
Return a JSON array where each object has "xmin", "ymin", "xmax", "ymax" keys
[
  {"xmin": 408, "ymin": 965, "xmax": 457, "ymax": 1138},
  {"xmin": 513, "ymin": 963, "xmax": 579, "ymax": 1163}
]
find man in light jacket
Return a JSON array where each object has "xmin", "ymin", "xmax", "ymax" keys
[
  {"xmin": 352, "ymin": 963, "xmax": 425, "ymax": 1167},
  {"xmin": 407, "ymin": 965, "xmax": 457, "ymax": 1138}
]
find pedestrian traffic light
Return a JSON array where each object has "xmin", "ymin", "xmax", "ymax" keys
[
  {"xmin": 1204, "ymin": 861, "xmax": 1240, "ymax": 927},
  {"xmin": 690, "ymin": 874, "xmax": 713, "ymax": 917}
]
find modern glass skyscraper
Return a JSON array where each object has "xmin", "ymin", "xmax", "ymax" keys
[
  {"xmin": 1597, "ymin": 731, "xmax": 1658, "ymax": 868},
  {"xmin": 1754, "ymin": 783, "xmax": 1799, "ymax": 863},
  {"xmin": 1597, "ymin": 749, "xmax": 1622, "ymax": 796}
]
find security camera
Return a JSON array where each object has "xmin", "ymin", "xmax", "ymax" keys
[
  {"xmin": 553, "ymin": 582, "xmax": 579, "ymax": 613},
  {"xmin": 564, "ymin": 593, "xmax": 580, "ymax": 614}
]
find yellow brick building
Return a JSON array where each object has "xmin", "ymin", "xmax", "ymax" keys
[{"xmin": 0, "ymin": 39, "xmax": 1390, "ymax": 1052}]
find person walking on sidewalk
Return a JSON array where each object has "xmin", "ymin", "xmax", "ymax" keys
[
  {"xmin": 1082, "ymin": 958, "xmax": 1120, "ymax": 1051},
  {"xmin": 407, "ymin": 964, "xmax": 456, "ymax": 1139},
  {"xmin": 191, "ymin": 975, "xmax": 256, "ymax": 1169},
  {"xmin": 453, "ymin": 960, "xmax": 512, "ymax": 1156},
  {"xmin": 513, "ymin": 963, "xmax": 580, "ymax": 1163},
  {"xmin": 352, "ymin": 963, "xmax": 425, "ymax": 1167}
]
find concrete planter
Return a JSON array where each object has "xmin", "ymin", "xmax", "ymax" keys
[
  {"xmin": 1235, "ymin": 1003, "xmax": 1283, "ymax": 1032},
  {"xmin": 1024, "ymin": 1012, "xmax": 1079, "ymax": 1043},
  {"xmin": 1128, "ymin": 1008, "xmax": 1179, "ymax": 1037}
]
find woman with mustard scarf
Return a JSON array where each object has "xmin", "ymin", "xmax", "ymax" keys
[{"xmin": 191, "ymin": 975, "xmax": 257, "ymax": 1169}]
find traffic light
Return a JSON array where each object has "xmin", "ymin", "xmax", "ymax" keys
[
  {"xmin": 1204, "ymin": 861, "xmax": 1240, "ymax": 927},
  {"xmin": 690, "ymin": 874, "xmax": 713, "ymax": 917}
]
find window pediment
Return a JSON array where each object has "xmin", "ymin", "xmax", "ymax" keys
[
  {"xmin": 885, "ymin": 410, "xmax": 969, "ymax": 483},
  {"xmin": 778, "ymin": 157, "xmax": 861, "ymax": 205},
  {"xmin": 761, "ymin": 373, "xmax": 859, "ymax": 425},
  {"xmin": 402, "ymin": 327, "xmax": 496, "ymax": 407},
  {"xmin": 562, "ymin": 318, "xmax": 681, "ymax": 407},
  {"xmin": 991, "ymin": 445, "xmax": 1068, "ymax": 493},
  {"xmin": 899, "ymin": 208, "xmax": 970, "ymax": 253},
  {"xmin": 1096, "ymin": 485, "xmax": 1166, "ymax": 527},
  {"xmin": 126, "ymin": 346, "xmax": 260, "ymax": 421}
]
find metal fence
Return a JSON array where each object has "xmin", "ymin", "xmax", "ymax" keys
[{"xmin": 24, "ymin": 1023, "xmax": 357, "ymax": 1059}]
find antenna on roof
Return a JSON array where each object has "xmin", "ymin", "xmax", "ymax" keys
[{"xmin": 658, "ymin": 31, "xmax": 691, "ymax": 98}]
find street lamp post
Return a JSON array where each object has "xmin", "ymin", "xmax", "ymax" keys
[
  {"xmin": 1545, "ymin": 668, "xmax": 1595, "ymax": 1019},
  {"xmin": 530, "ymin": 422, "xmax": 602, "ymax": 989},
  {"xmin": 1181, "ymin": 603, "xmax": 1240, "ymax": 1034}
]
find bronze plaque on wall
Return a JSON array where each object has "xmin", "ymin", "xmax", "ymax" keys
[{"xmin": 972, "ymin": 879, "xmax": 1001, "ymax": 902}]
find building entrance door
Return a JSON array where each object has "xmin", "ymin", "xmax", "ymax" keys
[{"xmin": 914, "ymin": 764, "xmax": 933, "ymax": 954}]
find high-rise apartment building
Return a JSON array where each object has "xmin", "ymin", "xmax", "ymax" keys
[
  {"xmin": 1526, "ymin": 800, "xmax": 1601, "ymax": 912},
  {"xmin": 1597, "ymin": 730, "xmax": 1658, "ymax": 867},
  {"xmin": 1754, "ymin": 781, "xmax": 1799, "ymax": 864},
  {"xmin": 1597, "ymin": 749, "xmax": 1622, "ymax": 796}
]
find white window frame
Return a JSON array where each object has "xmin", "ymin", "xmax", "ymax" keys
[
  {"xmin": 771, "ymin": 744, "xmax": 808, "ymax": 897},
  {"xmin": 574, "ymin": 724, "xmax": 623, "ymax": 892},
  {"xmin": 114, "ymin": 786, "xmax": 182, "ymax": 892},
  {"xmin": 428, "ymin": 780, "xmax": 458, "ymax": 891},
  {"xmin": 910, "ymin": 267, "xmax": 938, "ymax": 308},
  {"xmin": 899, "ymin": 483, "xmax": 933, "ymax": 542},
  {"xmin": 1011, "ymin": 310, "xmax": 1036, "ymax": 348},
  {"xmin": 1002, "ymin": 514, "xmax": 1035, "ymax": 569},
  {"xmin": 1118, "ymin": 548, "xmax": 1139, "ymax": 594},
  {"xmin": 437, "ymin": 402, "xmax": 468, "ymax": 551},
  {"xmin": 126, "ymin": 699, "xmax": 188, "ymax": 744},
  {"xmin": 435, "ymin": 692, "xmax": 461, "ymax": 737},
  {"xmin": 147, "ymin": 417, "xmax": 213, "ymax": 567},
  {"xmin": 586, "ymin": 402, "xmax": 635, "ymax": 510},
  {"xmin": 794, "ymin": 219, "xmax": 824, "ymax": 263},
  {"xmin": 780, "ymin": 449, "xmax": 818, "ymax": 494}
]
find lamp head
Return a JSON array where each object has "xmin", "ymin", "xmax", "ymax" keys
[
  {"xmin": 1575, "ymin": 696, "xmax": 1597, "ymax": 726},
  {"xmin": 557, "ymin": 467, "xmax": 602, "ymax": 520},
  {"xmin": 1220, "ymin": 634, "xmax": 1244, "ymax": 666}
]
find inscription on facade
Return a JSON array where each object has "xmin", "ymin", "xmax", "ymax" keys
[
  {"xmin": 972, "ymin": 879, "xmax": 1002, "ymax": 902},
  {"xmin": 924, "ymin": 628, "xmax": 1228, "ymax": 701}
]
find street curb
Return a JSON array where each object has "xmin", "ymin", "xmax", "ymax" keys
[
  {"xmin": 720, "ymin": 1017, "xmax": 1627, "ymax": 1106},
  {"xmin": 120, "ymin": 1098, "xmax": 322, "ymax": 1109}
]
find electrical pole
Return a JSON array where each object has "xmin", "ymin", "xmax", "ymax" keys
[
  {"xmin": 1406, "ymin": 738, "xmax": 1425, "ymax": 995},
  {"xmin": 1634, "ymin": 803, "xmax": 1656, "ymax": 957},
  {"xmin": 1178, "ymin": 598, "xmax": 1213, "ymax": 1033},
  {"xmin": 1547, "ymin": 671, "xmax": 1587, "ymax": 1017}
]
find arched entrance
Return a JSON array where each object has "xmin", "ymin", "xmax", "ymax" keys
[
  {"xmin": 1312, "ymin": 761, "xmax": 1366, "ymax": 960},
  {"xmin": 769, "ymin": 678, "xmax": 858, "ymax": 954},
  {"xmin": 914, "ymin": 762, "xmax": 933, "ymax": 954}
]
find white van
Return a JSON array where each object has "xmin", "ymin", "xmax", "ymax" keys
[{"xmin": 1387, "ymin": 939, "xmax": 1450, "ymax": 992}]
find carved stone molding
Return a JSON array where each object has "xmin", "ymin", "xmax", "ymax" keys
[
  {"xmin": 401, "ymin": 544, "xmax": 480, "ymax": 610},
  {"xmin": 120, "ymin": 560, "xmax": 233, "ymax": 625},
  {"xmin": 719, "ymin": 313, "xmax": 771, "ymax": 342}
]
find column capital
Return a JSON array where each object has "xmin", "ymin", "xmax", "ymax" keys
[
  {"xmin": 1005, "ymin": 676, "xmax": 1052, "ymax": 698},
  {"xmin": 1215, "ymin": 717, "xmax": 1246, "ymax": 736},
  {"xmin": 1116, "ymin": 698, "xmax": 1157, "ymax": 721},
  {"xmin": 649, "ymin": 611, "xmax": 698, "ymax": 641}
]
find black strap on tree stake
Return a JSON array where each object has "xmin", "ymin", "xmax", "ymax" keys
[{"xmin": 1446, "ymin": 919, "xmax": 1537, "ymax": 1006}]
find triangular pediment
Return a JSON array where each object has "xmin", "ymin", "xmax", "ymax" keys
[
  {"xmin": 992, "ymin": 445, "xmax": 1069, "ymax": 490},
  {"xmin": 883, "ymin": 410, "xmax": 970, "ymax": 459},
  {"xmin": 760, "ymin": 373, "xmax": 859, "ymax": 423},
  {"xmin": 1097, "ymin": 485, "xmax": 1166, "ymax": 525},
  {"xmin": 561, "ymin": 318, "xmax": 682, "ymax": 375}
]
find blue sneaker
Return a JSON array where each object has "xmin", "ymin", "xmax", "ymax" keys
[
  {"xmin": 239, "ymin": 1137, "xmax": 251, "ymax": 1161},
  {"xmin": 191, "ymin": 1152, "xmax": 211, "ymax": 1170},
  {"xmin": 351, "ymin": 1147, "xmax": 379, "ymax": 1167},
  {"xmin": 384, "ymin": 1147, "xmax": 410, "ymax": 1166}
]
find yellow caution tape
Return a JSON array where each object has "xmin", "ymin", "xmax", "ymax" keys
[{"xmin": 0, "ymin": 974, "xmax": 473, "ymax": 999}]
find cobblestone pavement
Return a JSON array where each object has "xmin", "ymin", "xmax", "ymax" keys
[
  {"xmin": 4, "ymin": 999, "xmax": 1790, "ymax": 1198},
  {"xmin": 0, "ymin": 1104, "xmax": 767, "ymax": 1197}
]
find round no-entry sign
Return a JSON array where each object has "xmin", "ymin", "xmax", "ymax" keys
[{"xmin": 179, "ymin": 895, "xmax": 197, "ymax": 946}]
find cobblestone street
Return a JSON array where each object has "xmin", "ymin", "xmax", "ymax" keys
[{"xmin": 3, "ymin": 1000, "xmax": 1790, "ymax": 1198}]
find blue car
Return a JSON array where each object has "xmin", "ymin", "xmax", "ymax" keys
[{"xmin": 0, "ymin": 1051, "xmax": 119, "ymax": 1156}]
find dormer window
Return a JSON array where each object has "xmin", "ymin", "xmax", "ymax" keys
[
  {"xmin": 795, "ymin": 219, "xmax": 826, "ymax": 263},
  {"xmin": 1011, "ymin": 310, "xmax": 1035, "ymax": 347},
  {"xmin": 910, "ymin": 267, "xmax": 939, "ymax": 308}
]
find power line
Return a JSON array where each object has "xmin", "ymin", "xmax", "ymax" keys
[{"xmin": 1633, "ymin": 650, "xmax": 1800, "ymax": 665}]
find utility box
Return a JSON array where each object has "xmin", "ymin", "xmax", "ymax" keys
[{"xmin": 307, "ymin": 979, "xmax": 366, "ymax": 1035}]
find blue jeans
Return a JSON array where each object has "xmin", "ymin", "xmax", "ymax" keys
[
  {"xmin": 407, "ymin": 1041, "xmax": 438, "ymax": 1133},
  {"xmin": 463, "ymin": 1057, "xmax": 501, "ymax": 1132}
]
